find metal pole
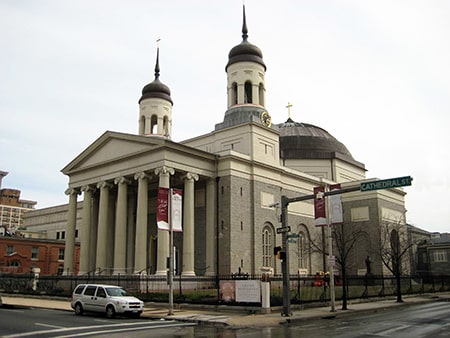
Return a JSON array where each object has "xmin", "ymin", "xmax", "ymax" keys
[
  {"xmin": 325, "ymin": 185, "xmax": 336, "ymax": 312},
  {"xmin": 168, "ymin": 189, "xmax": 174, "ymax": 316},
  {"xmin": 281, "ymin": 195, "xmax": 291, "ymax": 317}
]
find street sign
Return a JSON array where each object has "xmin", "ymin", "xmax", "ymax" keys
[
  {"xmin": 360, "ymin": 176, "xmax": 412, "ymax": 192},
  {"xmin": 276, "ymin": 226, "xmax": 291, "ymax": 234},
  {"xmin": 288, "ymin": 234, "xmax": 300, "ymax": 238},
  {"xmin": 288, "ymin": 239, "xmax": 297, "ymax": 244},
  {"xmin": 328, "ymin": 255, "xmax": 336, "ymax": 267}
]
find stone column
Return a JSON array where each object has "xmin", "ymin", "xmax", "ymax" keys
[
  {"xmin": 96, "ymin": 181, "xmax": 112, "ymax": 274},
  {"xmin": 134, "ymin": 172, "xmax": 149, "ymax": 274},
  {"xmin": 113, "ymin": 177, "xmax": 130, "ymax": 275},
  {"xmin": 89, "ymin": 194, "xmax": 99, "ymax": 272},
  {"xmin": 182, "ymin": 172, "xmax": 199, "ymax": 276},
  {"xmin": 79, "ymin": 185, "xmax": 95, "ymax": 275},
  {"xmin": 205, "ymin": 179, "xmax": 217, "ymax": 276},
  {"xmin": 63, "ymin": 188, "xmax": 79, "ymax": 275},
  {"xmin": 154, "ymin": 166, "xmax": 174, "ymax": 275},
  {"xmin": 126, "ymin": 192, "xmax": 136, "ymax": 274}
]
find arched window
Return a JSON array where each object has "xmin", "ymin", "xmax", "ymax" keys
[
  {"xmin": 262, "ymin": 224, "xmax": 274, "ymax": 267},
  {"xmin": 259, "ymin": 83, "xmax": 264, "ymax": 106},
  {"xmin": 163, "ymin": 116, "xmax": 169, "ymax": 136},
  {"xmin": 244, "ymin": 81, "xmax": 252, "ymax": 103},
  {"xmin": 151, "ymin": 115, "xmax": 158, "ymax": 134},
  {"xmin": 232, "ymin": 82, "xmax": 238, "ymax": 105}
]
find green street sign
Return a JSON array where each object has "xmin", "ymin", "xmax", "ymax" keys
[
  {"xmin": 288, "ymin": 234, "xmax": 300, "ymax": 238},
  {"xmin": 360, "ymin": 176, "xmax": 412, "ymax": 192},
  {"xmin": 288, "ymin": 239, "xmax": 297, "ymax": 244}
]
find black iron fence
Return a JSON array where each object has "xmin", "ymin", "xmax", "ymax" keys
[{"xmin": 1, "ymin": 273, "xmax": 449, "ymax": 307}]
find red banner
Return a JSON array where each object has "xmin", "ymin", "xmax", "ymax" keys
[
  {"xmin": 156, "ymin": 187, "xmax": 183, "ymax": 231},
  {"xmin": 314, "ymin": 186, "xmax": 326, "ymax": 227},
  {"xmin": 157, "ymin": 187, "xmax": 169, "ymax": 230}
]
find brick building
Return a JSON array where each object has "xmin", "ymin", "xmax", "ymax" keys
[{"xmin": 0, "ymin": 236, "xmax": 79, "ymax": 275}]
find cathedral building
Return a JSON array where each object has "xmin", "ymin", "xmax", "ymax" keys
[{"xmin": 58, "ymin": 6, "xmax": 408, "ymax": 277}]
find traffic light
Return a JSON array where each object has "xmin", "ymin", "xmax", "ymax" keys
[{"xmin": 274, "ymin": 246, "xmax": 282, "ymax": 259}]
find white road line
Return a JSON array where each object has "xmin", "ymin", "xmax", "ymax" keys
[
  {"xmin": 35, "ymin": 322, "xmax": 65, "ymax": 329},
  {"xmin": 56, "ymin": 322, "xmax": 197, "ymax": 338},
  {"xmin": 2, "ymin": 321, "xmax": 182, "ymax": 338},
  {"xmin": 374, "ymin": 324, "xmax": 411, "ymax": 336}
]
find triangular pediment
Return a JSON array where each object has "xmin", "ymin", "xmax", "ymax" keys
[{"xmin": 62, "ymin": 131, "xmax": 166, "ymax": 174}]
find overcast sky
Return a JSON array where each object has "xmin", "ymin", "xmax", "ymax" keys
[{"xmin": 1, "ymin": 0, "xmax": 449, "ymax": 233}]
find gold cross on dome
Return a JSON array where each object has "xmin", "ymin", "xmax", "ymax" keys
[{"xmin": 286, "ymin": 102, "xmax": 293, "ymax": 119}]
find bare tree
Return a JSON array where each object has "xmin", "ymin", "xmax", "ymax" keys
[
  {"xmin": 332, "ymin": 222, "xmax": 366, "ymax": 310},
  {"xmin": 378, "ymin": 219, "xmax": 415, "ymax": 302}
]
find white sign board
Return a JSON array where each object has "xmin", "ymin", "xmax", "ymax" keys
[{"xmin": 235, "ymin": 280, "xmax": 261, "ymax": 303}]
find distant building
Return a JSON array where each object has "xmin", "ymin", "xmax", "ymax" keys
[
  {"xmin": 0, "ymin": 171, "xmax": 37, "ymax": 236},
  {"xmin": 417, "ymin": 233, "xmax": 450, "ymax": 276}
]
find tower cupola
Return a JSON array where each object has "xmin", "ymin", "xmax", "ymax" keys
[
  {"xmin": 138, "ymin": 44, "xmax": 173, "ymax": 138},
  {"xmin": 225, "ymin": 5, "xmax": 266, "ymax": 110}
]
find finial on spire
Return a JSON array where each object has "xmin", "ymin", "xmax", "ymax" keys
[
  {"xmin": 154, "ymin": 37, "xmax": 161, "ymax": 80},
  {"xmin": 242, "ymin": 3, "xmax": 248, "ymax": 41}
]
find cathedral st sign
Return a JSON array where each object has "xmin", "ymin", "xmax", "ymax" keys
[{"xmin": 360, "ymin": 176, "xmax": 413, "ymax": 192}]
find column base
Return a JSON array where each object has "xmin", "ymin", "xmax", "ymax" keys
[
  {"xmin": 181, "ymin": 271, "xmax": 196, "ymax": 277},
  {"xmin": 154, "ymin": 270, "xmax": 167, "ymax": 276}
]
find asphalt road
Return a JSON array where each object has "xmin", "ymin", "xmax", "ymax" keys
[
  {"xmin": 0, "ymin": 306, "xmax": 196, "ymax": 338},
  {"xmin": 1, "ymin": 299, "xmax": 449, "ymax": 337}
]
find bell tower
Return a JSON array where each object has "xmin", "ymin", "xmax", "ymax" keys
[
  {"xmin": 226, "ymin": 4, "xmax": 266, "ymax": 109},
  {"xmin": 138, "ymin": 41, "xmax": 173, "ymax": 138},
  {"xmin": 216, "ymin": 4, "xmax": 270, "ymax": 130}
]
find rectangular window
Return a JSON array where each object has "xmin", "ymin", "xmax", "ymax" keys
[
  {"xmin": 31, "ymin": 247, "xmax": 38, "ymax": 259},
  {"xmin": 6, "ymin": 245, "xmax": 14, "ymax": 255},
  {"xmin": 433, "ymin": 250, "xmax": 447, "ymax": 262},
  {"xmin": 56, "ymin": 232, "xmax": 60, "ymax": 240},
  {"xmin": 61, "ymin": 231, "xmax": 65, "ymax": 239},
  {"xmin": 58, "ymin": 248, "xmax": 65, "ymax": 260}
]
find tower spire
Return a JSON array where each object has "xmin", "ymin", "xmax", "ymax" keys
[
  {"xmin": 242, "ymin": 4, "xmax": 248, "ymax": 41},
  {"xmin": 154, "ymin": 38, "xmax": 161, "ymax": 80}
]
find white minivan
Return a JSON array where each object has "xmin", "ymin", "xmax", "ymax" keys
[{"xmin": 71, "ymin": 284, "xmax": 144, "ymax": 318}]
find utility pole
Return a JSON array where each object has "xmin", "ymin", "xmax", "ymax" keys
[{"xmin": 280, "ymin": 195, "xmax": 291, "ymax": 317}]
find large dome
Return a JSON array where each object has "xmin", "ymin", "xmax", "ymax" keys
[{"xmin": 275, "ymin": 118, "xmax": 364, "ymax": 168}]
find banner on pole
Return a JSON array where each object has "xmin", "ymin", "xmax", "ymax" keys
[
  {"xmin": 314, "ymin": 186, "xmax": 326, "ymax": 227},
  {"xmin": 157, "ymin": 187, "xmax": 183, "ymax": 231},
  {"xmin": 329, "ymin": 184, "xmax": 343, "ymax": 225},
  {"xmin": 171, "ymin": 188, "xmax": 183, "ymax": 232}
]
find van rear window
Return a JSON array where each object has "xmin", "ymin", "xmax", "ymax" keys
[{"xmin": 74, "ymin": 285, "xmax": 85, "ymax": 295}]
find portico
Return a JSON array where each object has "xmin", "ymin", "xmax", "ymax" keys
[{"xmin": 62, "ymin": 132, "xmax": 217, "ymax": 276}]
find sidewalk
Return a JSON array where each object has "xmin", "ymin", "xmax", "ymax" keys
[{"xmin": 2, "ymin": 293, "xmax": 449, "ymax": 328}]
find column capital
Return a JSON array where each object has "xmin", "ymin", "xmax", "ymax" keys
[
  {"xmin": 154, "ymin": 166, "xmax": 175, "ymax": 177},
  {"xmin": 81, "ymin": 185, "xmax": 96, "ymax": 193},
  {"xmin": 134, "ymin": 172, "xmax": 150, "ymax": 181},
  {"xmin": 183, "ymin": 172, "xmax": 199, "ymax": 182},
  {"xmin": 114, "ymin": 176, "xmax": 131, "ymax": 185},
  {"xmin": 96, "ymin": 181, "xmax": 113, "ymax": 189},
  {"xmin": 65, "ymin": 187, "xmax": 80, "ymax": 196}
]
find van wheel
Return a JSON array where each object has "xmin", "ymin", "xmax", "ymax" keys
[
  {"xmin": 106, "ymin": 305, "xmax": 116, "ymax": 319},
  {"xmin": 74, "ymin": 303, "xmax": 83, "ymax": 316}
]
